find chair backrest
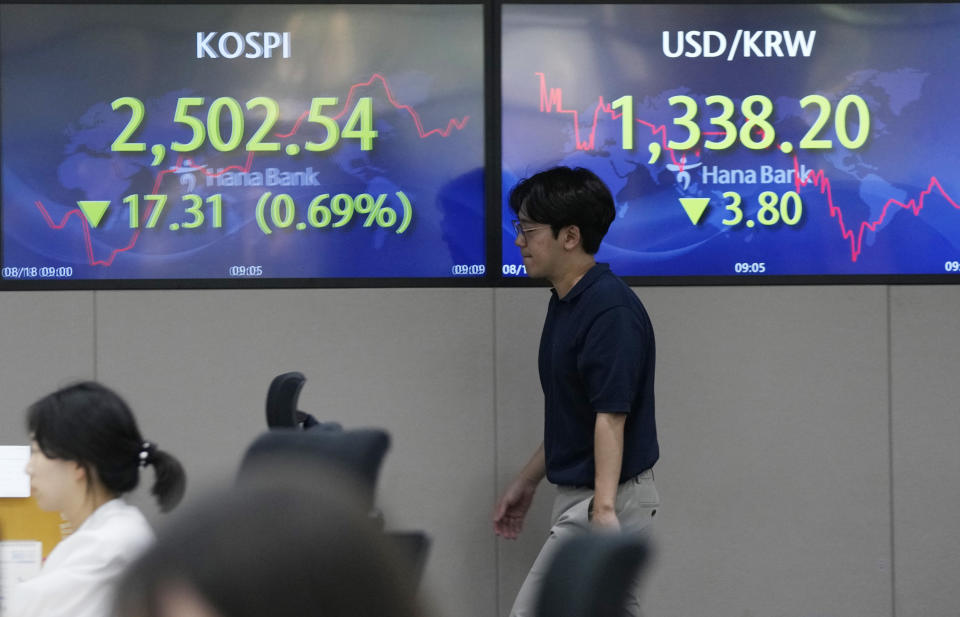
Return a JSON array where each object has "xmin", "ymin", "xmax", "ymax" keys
[
  {"xmin": 535, "ymin": 533, "xmax": 650, "ymax": 617},
  {"xmin": 238, "ymin": 429, "xmax": 390, "ymax": 510}
]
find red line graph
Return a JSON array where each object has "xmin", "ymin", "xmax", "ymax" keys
[
  {"xmin": 36, "ymin": 153, "xmax": 257, "ymax": 266},
  {"xmin": 537, "ymin": 72, "xmax": 692, "ymax": 169},
  {"xmin": 34, "ymin": 200, "xmax": 96, "ymax": 265},
  {"xmin": 35, "ymin": 74, "xmax": 470, "ymax": 267},
  {"xmin": 790, "ymin": 157, "xmax": 960, "ymax": 262},
  {"xmin": 535, "ymin": 72, "xmax": 960, "ymax": 263},
  {"xmin": 278, "ymin": 73, "xmax": 470, "ymax": 139}
]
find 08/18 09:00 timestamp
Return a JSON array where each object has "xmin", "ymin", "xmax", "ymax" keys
[{"xmin": 2, "ymin": 266, "xmax": 74, "ymax": 279}]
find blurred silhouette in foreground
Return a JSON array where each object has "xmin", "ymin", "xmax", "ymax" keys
[
  {"xmin": 114, "ymin": 468, "xmax": 424, "ymax": 617},
  {"xmin": 535, "ymin": 533, "xmax": 652, "ymax": 617}
]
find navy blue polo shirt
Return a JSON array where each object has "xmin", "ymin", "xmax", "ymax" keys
[{"xmin": 539, "ymin": 263, "xmax": 659, "ymax": 487}]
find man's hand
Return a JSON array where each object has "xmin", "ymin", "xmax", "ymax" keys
[
  {"xmin": 493, "ymin": 476, "xmax": 538, "ymax": 539},
  {"xmin": 590, "ymin": 503, "xmax": 621, "ymax": 531}
]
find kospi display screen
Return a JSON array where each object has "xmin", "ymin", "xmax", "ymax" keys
[
  {"xmin": 501, "ymin": 3, "xmax": 960, "ymax": 281},
  {"xmin": 1, "ymin": 4, "xmax": 485, "ymax": 284}
]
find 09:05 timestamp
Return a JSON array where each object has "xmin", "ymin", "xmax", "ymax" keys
[
  {"xmin": 229, "ymin": 265, "xmax": 263, "ymax": 277},
  {"xmin": 734, "ymin": 262, "xmax": 766, "ymax": 274}
]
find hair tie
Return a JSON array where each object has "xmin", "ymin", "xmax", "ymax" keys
[{"xmin": 138, "ymin": 441, "xmax": 156, "ymax": 467}]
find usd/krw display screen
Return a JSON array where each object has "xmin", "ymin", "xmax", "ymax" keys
[
  {"xmin": 501, "ymin": 4, "xmax": 960, "ymax": 280},
  {"xmin": 1, "ymin": 4, "xmax": 485, "ymax": 283}
]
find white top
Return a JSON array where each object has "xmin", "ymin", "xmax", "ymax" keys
[{"xmin": 6, "ymin": 499, "xmax": 154, "ymax": 617}]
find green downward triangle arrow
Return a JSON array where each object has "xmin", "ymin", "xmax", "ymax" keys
[
  {"xmin": 77, "ymin": 201, "xmax": 110, "ymax": 228},
  {"xmin": 678, "ymin": 197, "xmax": 710, "ymax": 225}
]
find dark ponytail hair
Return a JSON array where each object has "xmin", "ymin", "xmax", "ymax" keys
[{"xmin": 27, "ymin": 381, "xmax": 186, "ymax": 512}]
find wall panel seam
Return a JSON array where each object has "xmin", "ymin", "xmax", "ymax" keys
[
  {"xmin": 492, "ymin": 288, "xmax": 501, "ymax": 617},
  {"xmin": 887, "ymin": 285, "xmax": 896, "ymax": 617}
]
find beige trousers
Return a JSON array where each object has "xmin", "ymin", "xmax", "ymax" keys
[{"xmin": 508, "ymin": 469, "xmax": 659, "ymax": 617}]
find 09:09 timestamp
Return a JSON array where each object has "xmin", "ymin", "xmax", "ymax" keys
[{"xmin": 451, "ymin": 264, "xmax": 485, "ymax": 276}]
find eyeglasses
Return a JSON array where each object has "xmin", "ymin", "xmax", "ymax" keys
[{"xmin": 512, "ymin": 219, "xmax": 550, "ymax": 240}]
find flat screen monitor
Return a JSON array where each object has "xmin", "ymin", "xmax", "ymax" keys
[
  {"xmin": 1, "ymin": 3, "xmax": 486, "ymax": 285},
  {"xmin": 501, "ymin": 3, "xmax": 960, "ymax": 282}
]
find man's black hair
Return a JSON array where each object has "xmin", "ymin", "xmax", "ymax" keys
[{"xmin": 509, "ymin": 166, "xmax": 616, "ymax": 254}]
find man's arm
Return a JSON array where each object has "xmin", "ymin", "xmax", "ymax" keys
[
  {"xmin": 493, "ymin": 443, "xmax": 546, "ymax": 539},
  {"xmin": 592, "ymin": 412, "xmax": 626, "ymax": 529}
]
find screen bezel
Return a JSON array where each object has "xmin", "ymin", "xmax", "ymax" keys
[{"xmin": 0, "ymin": 0, "xmax": 497, "ymax": 290}]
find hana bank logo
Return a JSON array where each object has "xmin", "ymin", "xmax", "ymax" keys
[{"xmin": 668, "ymin": 155, "xmax": 701, "ymax": 192}]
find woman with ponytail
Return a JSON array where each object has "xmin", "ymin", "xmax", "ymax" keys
[{"xmin": 7, "ymin": 381, "xmax": 187, "ymax": 617}]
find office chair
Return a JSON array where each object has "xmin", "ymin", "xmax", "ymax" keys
[
  {"xmin": 238, "ymin": 428, "xmax": 432, "ymax": 587},
  {"xmin": 388, "ymin": 530, "xmax": 431, "ymax": 590},
  {"xmin": 257, "ymin": 372, "xmax": 432, "ymax": 587},
  {"xmin": 238, "ymin": 428, "xmax": 389, "ymax": 511},
  {"xmin": 265, "ymin": 371, "xmax": 339, "ymax": 431},
  {"xmin": 535, "ymin": 533, "xmax": 650, "ymax": 617}
]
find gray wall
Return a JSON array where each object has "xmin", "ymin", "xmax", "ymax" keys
[{"xmin": 1, "ymin": 285, "xmax": 958, "ymax": 617}]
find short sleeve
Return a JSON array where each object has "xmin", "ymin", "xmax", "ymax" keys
[{"xmin": 577, "ymin": 305, "xmax": 647, "ymax": 414}]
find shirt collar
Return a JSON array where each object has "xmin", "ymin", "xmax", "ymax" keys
[
  {"xmin": 552, "ymin": 263, "xmax": 610, "ymax": 303},
  {"xmin": 77, "ymin": 498, "xmax": 125, "ymax": 532}
]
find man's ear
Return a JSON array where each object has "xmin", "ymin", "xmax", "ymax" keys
[{"xmin": 561, "ymin": 225, "xmax": 583, "ymax": 251}]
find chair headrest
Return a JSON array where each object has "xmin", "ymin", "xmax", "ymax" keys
[{"xmin": 265, "ymin": 372, "xmax": 307, "ymax": 428}]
